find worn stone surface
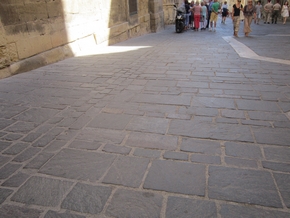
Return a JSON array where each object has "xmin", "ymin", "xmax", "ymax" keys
[
  {"xmin": 126, "ymin": 132, "xmax": 178, "ymax": 150},
  {"xmin": 40, "ymin": 149, "xmax": 116, "ymax": 182},
  {"xmin": 0, "ymin": 21, "xmax": 290, "ymax": 217},
  {"xmin": 61, "ymin": 183, "xmax": 112, "ymax": 215},
  {"xmin": 105, "ymin": 189, "xmax": 163, "ymax": 218},
  {"xmin": 220, "ymin": 203, "xmax": 290, "ymax": 218},
  {"xmin": 208, "ymin": 166, "xmax": 282, "ymax": 208},
  {"xmin": 166, "ymin": 196, "xmax": 217, "ymax": 218},
  {"xmin": 180, "ymin": 138, "xmax": 221, "ymax": 155},
  {"xmin": 225, "ymin": 142, "xmax": 262, "ymax": 159},
  {"xmin": 11, "ymin": 176, "xmax": 73, "ymax": 206},
  {"xmin": 102, "ymin": 156, "xmax": 149, "ymax": 187},
  {"xmin": 0, "ymin": 204, "xmax": 42, "ymax": 218},
  {"xmin": 144, "ymin": 160, "xmax": 205, "ymax": 195}
]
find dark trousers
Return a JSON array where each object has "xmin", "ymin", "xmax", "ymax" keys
[
  {"xmin": 272, "ymin": 10, "xmax": 279, "ymax": 23},
  {"xmin": 206, "ymin": 11, "xmax": 212, "ymax": 28}
]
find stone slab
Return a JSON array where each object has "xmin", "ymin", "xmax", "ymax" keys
[
  {"xmin": 220, "ymin": 203, "xmax": 290, "ymax": 218},
  {"xmin": 236, "ymin": 99, "xmax": 280, "ymax": 112},
  {"xmin": 61, "ymin": 183, "xmax": 112, "ymax": 215},
  {"xmin": 11, "ymin": 176, "xmax": 73, "ymax": 206},
  {"xmin": 191, "ymin": 97, "xmax": 236, "ymax": 109},
  {"xmin": 76, "ymin": 128, "xmax": 126, "ymax": 144},
  {"xmin": 102, "ymin": 156, "xmax": 149, "ymax": 187},
  {"xmin": 144, "ymin": 160, "xmax": 206, "ymax": 196},
  {"xmin": 0, "ymin": 163, "xmax": 21, "ymax": 179},
  {"xmin": 39, "ymin": 148, "xmax": 116, "ymax": 182},
  {"xmin": 263, "ymin": 146, "xmax": 290, "ymax": 162},
  {"xmin": 44, "ymin": 210, "xmax": 85, "ymax": 218},
  {"xmin": 273, "ymin": 173, "xmax": 290, "ymax": 208},
  {"xmin": 0, "ymin": 204, "xmax": 42, "ymax": 218},
  {"xmin": 131, "ymin": 94, "xmax": 191, "ymax": 106},
  {"xmin": 68, "ymin": 140, "xmax": 102, "ymax": 150},
  {"xmin": 166, "ymin": 196, "xmax": 217, "ymax": 218},
  {"xmin": 88, "ymin": 113, "xmax": 132, "ymax": 130},
  {"xmin": 126, "ymin": 116, "xmax": 169, "ymax": 134},
  {"xmin": 0, "ymin": 188, "xmax": 13, "ymax": 204},
  {"xmin": 163, "ymin": 151, "xmax": 188, "ymax": 161},
  {"xmin": 225, "ymin": 142, "xmax": 262, "ymax": 159},
  {"xmin": 24, "ymin": 152, "xmax": 54, "ymax": 169},
  {"xmin": 102, "ymin": 144, "xmax": 131, "ymax": 154},
  {"xmin": 126, "ymin": 132, "xmax": 178, "ymax": 150},
  {"xmin": 208, "ymin": 166, "xmax": 282, "ymax": 208},
  {"xmin": 133, "ymin": 148, "xmax": 161, "ymax": 158},
  {"xmin": 253, "ymin": 128, "xmax": 290, "ymax": 146},
  {"xmin": 105, "ymin": 189, "xmax": 163, "ymax": 218},
  {"xmin": 180, "ymin": 138, "xmax": 221, "ymax": 155},
  {"xmin": 14, "ymin": 108, "xmax": 58, "ymax": 123},
  {"xmin": 169, "ymin": 120, "xmax": 254, "ymax": 142}
]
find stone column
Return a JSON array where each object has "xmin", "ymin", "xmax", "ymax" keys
[{"xmin": 149, "ymin": 0, "xmax": 165, "ymax": 32}]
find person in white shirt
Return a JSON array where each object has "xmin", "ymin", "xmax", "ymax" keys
[{"xmin": 221, "ymin": 1, "xmax": 229, "ymax": 24}]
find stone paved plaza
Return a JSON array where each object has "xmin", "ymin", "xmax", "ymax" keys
[{"xmin": 0, "ymin": 19, "xmax": 290, "ymax": 217}]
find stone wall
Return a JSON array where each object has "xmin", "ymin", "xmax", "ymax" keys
[{"xmin": 0, "ymin": 0, "xmax": 164, "ymax": 79}]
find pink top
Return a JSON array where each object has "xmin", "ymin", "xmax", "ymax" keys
[{"xmin": 193, "ymin": 5, "xmax": 201, "ymax": 15}]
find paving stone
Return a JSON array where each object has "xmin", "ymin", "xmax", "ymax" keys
[
  {"xmin": 2, "ymin": 133, "xmax": 23, "ymax": 141},
  {"xmin": 191, "ymin": 154, "xmax": 221, "ymax": 164},
  {"xmin": 0, "ymin": 141, "xmax": 12, "ymax": 152},
  {"xmin": 126, "ymin": 116, "xmax": 169, "ymax": 134},
  {"xmin": 191, "ymin": 97, "xmax": 236, "ymax": 109},
  {"xmin": 220, "ymin": 203, "xmax": 290, "ymax": 218},
  {"xmin": 61, "ymin": 183, "xmax": 112, "ymax": 215},
  {"xmin": 88, "ymin": 113, "xmax": 132, "ymax": 130},
  {"xmin": 241, "ymin": 119, "xmax": 272, "ymax": 127},
  {"xmin": 57, "ymin": 117, "xmax": 78, "ymax": 127},
  {"xmin": 0, "ymin": 132, "xmax": 6, "ymax": 138},
  {"xmin": 253, "ymin": 128, "xmax": 290, "ymax": 146},
  {"xmin": 43, "ymin": 140, "xmax": 67, "ymax": 153},
  {"xmin": 11, "ymin": 176, "xmax": 73, "ymax": 207},
  {"xmin": 263, "ymin": 146, "xmax": 290, "ymax": 162},
  {"xmin": 166, "ymin": 196, "xmax": 217, "ymax": 218},
  {"xmin": 216, "ymin": 118, "xmax": 239, "ymax": 124},
  {"xmin": 12, "ymin": 147, "xmax": 41, "ymax": 162},
  {"xmin": 225, "ymin": 142, "xmax": 262, "ymax": 159},
  {"xmin": 221, "ymin": 109, "xmax": 246, "ymax": 119},
  {"xmin": 40, "ymin": 148, "xmax": 116, "ymax": 182},
  {"xmin": 236, "ymin": 99, "xmax": 280, "ymax": 111},
  {"xmin": 21, "ymin": 132, "xmax": 42, "ymax": 142},
  {"xmin": 225, "ymin": 157, "xmax": 258, "ymax": 168},
  {"xmin": 5, "ymin": 121, "xmax": 39, "ymax": 134},
  {"xmin": 102, "ymin": 156, "xmax": 149, "ymax": 188},
  {"xmin": 24, "ymin": 152, "xmax": 54, "ymax": 169},
  {"xmin": 44, "ymin": 210, "xmax": 85, "ymax": 218},
  {"xmin": 0, "ymin": 188, "xmax": 13, "ymax": 204},
  {"xmin": 248, "ymin": 111, "xmax": 289, "ymax": 121},
  {"xmin": 76, "ymin": 128, "xmax": 126, "ymax": 144},
  {"xmin": 0, "ymin": 163, "xmax": 22, "ymax": 179},
  {"xmin": 0, "ymin": 156, "xmax": 11, "ymax": 168},
  {"xmin": 273, "ymin": 173, "xmax": 290, "ymax": 208},
  {"xmin": 0, "ymin": 119, "xmax": 16, "ymax": 130},
  {"xmin": 179, "ymin": 107, "xmax": 219, "ymax": 117},
  {"xmin": 131, "ymin": 94, "xmax": 191, "ymax": 106},
  {"xmin": 105, "ymin": 189, "xmax": 163, "ymax": 218},
  {"xmin": 169, "ymin": 120, "xmax": 254, "ymax": 142},
  {"xmin": 32, "ymin": 134, "xmax": 56, "ymax": 147},
  {"xmin": 47, "ymin": 116, "xmax": 64, "ymax": 124},
  {"xmin": 262, "ymin": 161, "xmax": 290, "ymax": 173},
  {"xmin": 69, "ymin": 140, "xmax": 102, "ymax": 150},
  {"xmin": 126, "ymin": 132, "xmax": 178, "ymax": 150},
  {"xmin": 69, "ymin": 115, "xmax": 92, "ymax": 130},
  {"xmin": 144, "ymin": 160, "xmax": 205, "ymax": 196},
  {"xmin": 180, "ymin": 138, "xmax": 221, "ymax": 155},
  {"xmin": 3, "ymin": 142, "xmax": 29, "ymax": 155},
  {"xmin": 163, "ymin": 151, "xmax": 188, "ymax": 161},
  {"xmin": 102, "ymin": 144, "xmax": 131, "ymax": 154},
  {"xmin": 57, "ymin": 129, "xmax": 78, "ymax": 141},
  {"xmin": 1, "ymin": 172, "xmax": 30, "ymax": 187},
  {"xmin": 14, "ymin": 108, "xmax": 59, "ymax": 123},
  {"xmin": 0, "ymin": 204, "xmax": 43, "ymax": 218},
  {"xmin": 0, "ymin": 105, "xmax": 28, "ymax": 119},
  {"xmin": 208, "ymin": 166, "xmax": 282, "ymax": 208},
  {"xmin": 273, "ymin": 121, "xmax": 290, "ymax": 128},
  {"xmin": 133, "ymin": 148, "xmax": 161, "ymax": 158}
]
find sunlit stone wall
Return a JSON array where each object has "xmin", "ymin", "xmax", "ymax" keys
[{"xmin": 0, "ymin": 0, "xmax": 164, "ymax": 78}]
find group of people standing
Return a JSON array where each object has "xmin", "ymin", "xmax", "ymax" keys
[
  {"xmin": 263, "ymin": 0, "xmax": 289, "ymax": 24},
  {"xmin": 181, "ymin": 0, "xmax": 289, "ymax": 37}
]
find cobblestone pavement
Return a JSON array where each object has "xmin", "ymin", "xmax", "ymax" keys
[{"xmin": 0, "ymin": 17, "xmax": 290, "ymax": 218}]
